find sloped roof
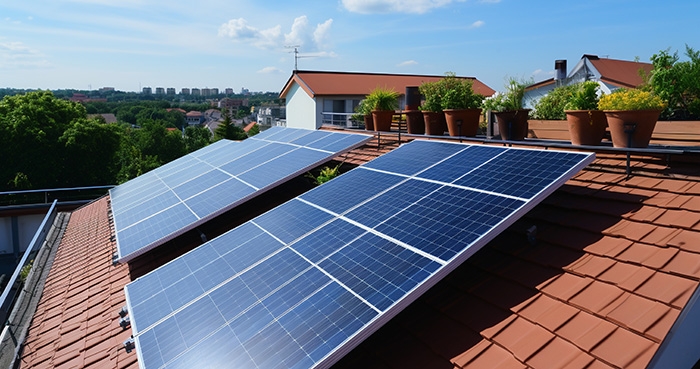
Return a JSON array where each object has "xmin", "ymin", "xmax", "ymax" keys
[
  {"xmin": 279, "ymin": 70, "xmax": 496, "ymax": 99},
  {"xmin": 587, "ymin": 55, "xmax": 653, "ymax": 89},
  {"xmin": 19, "ymin": 197, "xmax": 136, "ymax": 369},
  {"xmin": 17, "ymin": 131, "xmax": 700, "ymax": 369}
]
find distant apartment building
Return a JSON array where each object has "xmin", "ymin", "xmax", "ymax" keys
[
  {"xmin": 69, "ymin": 93, "xmax": 107, "ymax": 103},
  {"xmin": 218, "ymin": 98, "xmax": 249, "ymax": 109},
  {"xmin": 166, "ymin": 88, "xmax": 176, "ymax": 95},
  {"xmin": 201, "ymin": 88, "xmax": 211, "ymax": 97},
  {"xmin": 211, "ymin": 88, "xmax": 219, "ymax": 95},
  {"xmin": 181, "ymin": 88, "xmax": 190, "ymax": 95},
  {"xmin": 155, "ymin": 87, "xmax": 165, "ymax": 95},
  {"xmin": 225, "ymin": 88, "xmax": 234, "ymax": 95},
  {"xmin": 256, "ymin": 105, "xmax": 286, "ymax": 127},
  {"xmin": 142, "ymin": 87, "xmax": 152, "ymax": 94},
  {"xmin": 99, "ymin": 87, "xmax": 115, "ymax": 92},
  {"xmin": 192, "ymin": 88, "xmax": 201, "ymax": 96}
]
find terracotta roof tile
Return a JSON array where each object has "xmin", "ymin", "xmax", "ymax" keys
[
  {"xmin": 525, "ymin": 337, "xmax": 594, "ymax": 369},
  {"xmin": 616, "ymin": 242, "xmax": 677, "ymax": 269},
  {"xmin": 605, "ymin": 293, "xmax": 669, "ymax": 333},
  {"xmin": 569, "ymin": 280, "xmax": 626, "ymax": 315},
  {"xmin": 555, "ymin": 311, "xmax": 617, "ymax": 352},
  {"xmin": 491, "ymin": 317, "xmax": 555, "ymax": 362},
  {"xmin": 635, "ymin": 271, "xmax": 697, "ymax": 308},
  {"xmin": 565, "ymin": 254, "xmax": 616, "ymax": 278},
  {"xmin": 662, "ymin": 250, "xmax": 700, "ymax": 279},
  {"xmin": 538, "ymin": 272, "xmax": 592, "ymax": 301},
  {"xmin": 644, "ymin": 307, "xmax": 681, "ymax": 342},
  {"xmin": 666, "ymin": 229, "xmax": 700, "ymax": 253},
  {"xmin": 455, "ymin": 342, "xmax": 527, "ymax": 369},
  {"xmin": 655, "ymin": 209, "xmax": 700, "ymax": 229},
  {"xmin": 590, "ymin": 328, "xmax": 655, "ymax": 369},
  {"xmin": 516, "ymin": 294, "xmax": 578, "ymax": 332},
  {"xmin": 20, "ymin": 197, "xmax": 134, "ymax": 369}
]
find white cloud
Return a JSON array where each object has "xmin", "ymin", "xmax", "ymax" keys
[
  {"xmin": 397, "ymin": 60, "xmax": 418, "ymax": 67},
  {"xmin": 341, "ymin": 0, "xmax": 457, "ymax": 14},
  {"xmin": 219, "ymin": 16, "xmax": 333, "ymax": 52},
  {"xmin": 470, "ymin": 20, "xmax": 485, "ymax": 28},
  {"xmin": 257, "ymin": 66, "xmax": 283, "ymax": 74},
  {"xmin": 0, "ymin": 40, "xmax": 51, "ymax": 69}
]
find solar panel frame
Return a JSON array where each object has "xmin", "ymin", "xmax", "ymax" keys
[
  {"xmin": 124, "ymin": 140, "xmax": 595, "ymax": 369},
  {"xmin": 110, "ymin": 128, "xmax": 371, "ymax": 263}
]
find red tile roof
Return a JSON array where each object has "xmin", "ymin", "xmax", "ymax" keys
[
  {"xmin": 19, "ymin": 197, "xmax": 136, "ymax": 369},
  {"xmin": 279, "ymin": 70, "xmax": 496, "ymax": 99},
  {"xmin": 587, "ymin": 55, "xmax": 653, "ymax": 89},
  {"xmin": 17, "ymin": 130, "xmax": 700, "ymax": 369}
]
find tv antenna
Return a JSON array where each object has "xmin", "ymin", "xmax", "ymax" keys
[{"xmin": 285, "ymin": 45, "xmax": 314, "ymax": 71}]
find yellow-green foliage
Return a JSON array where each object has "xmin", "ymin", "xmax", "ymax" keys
[{"xmin": 598, "ymin": 88, "xmax": 666, "ymax": 111}]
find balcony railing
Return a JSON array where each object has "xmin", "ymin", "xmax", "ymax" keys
[{"xmin": 322, "ymin": 112, "xmax": 361, "ymax": 128}]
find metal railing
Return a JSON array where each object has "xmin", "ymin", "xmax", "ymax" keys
[
  {"xmin": 321, "ymin": 112, "xmax": 360, "ymax": 128},
  {"xmin": 0, "ymin": 185, "xmax": 114, "ymax": 207},
  {"xmin": 0, "ymin": 200, "xmax": 58, "ymax": 325}
]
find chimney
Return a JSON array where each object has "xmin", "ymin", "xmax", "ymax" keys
[{"xmin": 554, "ymin": 60, "xmax": 567, "ymax": 81}]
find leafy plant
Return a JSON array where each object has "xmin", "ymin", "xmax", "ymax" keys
[
  {"xmin": 646, "ymin": 45, "xmax": 700, "ymax": 119},
  {"xmin": 367, "ymin": 87, "xmax": 399, "ymax": 111},
  {"xmin": 532, "ymin": 84, "xmax": 577, "ymax": 120},
  {"xmin": 419, "ymin": 72, "xmax": 483, "ymax": 112},
  {"xmin": 418, "ymin": 80, "xmax": 443, "ymax": 112},
  {"xmin": 565, "ymin": 81, "xmax": 601, "ymax": 111},
  {"xmin": 20, "ymin": 259, "xmax": 33, "ymax": 282},
  {"xmin": 306, "ymin": 164, "xmax": 341, "ymax": 185},
  {"xmin": 351, "ymin": 98, "xmax": 374, "ymax": 121},
  {"xmin": 482, "ymin": 77, "xmax": 529, "ymax": 112},
  {"xmin": 598, "ymin": 88, "xmax": 666, "ymax": 111}
]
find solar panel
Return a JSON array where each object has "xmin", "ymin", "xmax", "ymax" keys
[
  {"xmin": 110, "ymin": 128, "xmax": 371, "ymax": 263},
  {"xmin": 124, "ymin": 140, "xmax": 594, "ymax": 369}
]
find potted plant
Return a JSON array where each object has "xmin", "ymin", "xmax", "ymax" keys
[
  {"xmin": 440, "ymin": 73, "xmax": 484, "ymax": 137},
  {"xmin": 564, "ymin": 81, "xmax": 607, "ymax": 145},
  {"xmin": 352, "ymin": 98, "xmax": 374, "ymax": 130},
  {"xmin": 482, "ymin": 78, "xmax": 531, "ymax": 140},
  {"xmin": 367, "ymin": 87, "xmax": 399, "ymax": 132},
  {"xmin": 418, "ymin": 80, "xmax": 447, "ymax": 136},
  {"xmin": 598, "ymin": 88, "xmax": 666, "ymax": 148}
]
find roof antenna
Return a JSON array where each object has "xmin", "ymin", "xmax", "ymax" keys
[{"xmin": 285, "ymin": 45, "xmax": 315, "ymax": 71}]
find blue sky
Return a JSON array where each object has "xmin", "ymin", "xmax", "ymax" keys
[{"xmin": 1, "ymin": 0, "xmax": 697, "ymax": 93}]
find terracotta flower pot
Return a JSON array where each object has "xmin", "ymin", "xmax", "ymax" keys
[
  {"xmin": 404, "ymin": 110, "xmax": 424, "ymax": 134},
  {"xmin": 565, "ymin": 110, "xmax": 607, "ymax": 146},
  {"xmin": 363, "ymin": 114, "xmax": 374, "ymax": 131},
  {"xmin": 443, "ymin": 108, "xmax": 482, "ymax": 137},
  {"xmin": 494, "ymin": 109, "xmax": 531, "ymax": 141},
  {"xmin": 604, "ymin": 110, "xmax": 661, "ymax": 148},
  {"xmin": 372, "ymin": 110, "xmax": 394, "ymax": 132},
  {"xmin": 422, "ymin": 111, "xmax": 447, "ymax": 136}
]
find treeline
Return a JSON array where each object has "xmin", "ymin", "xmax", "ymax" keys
[{"xmin": 0, "ymin": 91, "xmax": 253, "ymax": 191}]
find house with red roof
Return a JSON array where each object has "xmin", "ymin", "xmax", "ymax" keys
[
  {"xmin": 279, "ymin": 71, "xmax": 495, "ymax": 130},
  {"xmin": 525, "ymin": 55, "xmax": 654, "ymax": 110}
]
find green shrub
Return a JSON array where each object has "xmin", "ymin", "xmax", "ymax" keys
[
  {"xmin": 532, "ymin": 84, "xmax": 577, "ymax": 120},
  {"xmin": 565, "ymin": 81, "xmax": 601, "ymax": 111}
]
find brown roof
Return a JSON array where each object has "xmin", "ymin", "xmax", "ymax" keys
[
  {"xmin": 279, "ymin": 70, "xmax": 496, "ymax": 99},
  {"xmin": 587, "ymin": 55, "xmax": 653, "ymax": 89},
  {"xmin": 18, "ymin": 129, "xmax": 700, "ymax": 369},
  {"xmin": 19, "ymin": 197, "xmax": 136, "ymax": 369}
]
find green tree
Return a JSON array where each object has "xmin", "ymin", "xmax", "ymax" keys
[
  {"xmin": 60, "ymin": 117, "xmax": 122, "ymax": 185},
  {"xmin": 214, "ymin": 109, "xmax": 247, "ymax": 141},
  {"xmin": 0, "ymin": 91, "xmax": 88, "ymax": 190},
  {"xmin": 184, "ymin": 125, "xmax": 211, "ymax": 153},
  {"xmin": 247, "ymin": 123, "xmax": 260, "ymax": 137},
  {"xmin": 647, "ymin": 45, "xmax": 700, "ymax": 120}
]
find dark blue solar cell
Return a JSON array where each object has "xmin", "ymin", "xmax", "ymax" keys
[
  {"xmin": 253, "ymin": 199, "xmax": 334, "ymax": 243},
  {"xmin": 237, "ymin": 148, "xmax": 329, "ymax": 189},
  {"xmin": 363, "ymin": 140, "xmax": 466, "ymax": 176},
  {"xmin": 136, "ymin": 329, "xmax": 165, "ymax": 368},
  {"xmin": 219, "ymin": 142, "xmax": 293, "ymax": 176},
  {"xmin": 159, "ymin": 162, "xmax": 214, "ymax": 189},
  {"xmin": 290, "ymin": 130, "xmax": 332, "ymax": 146},
  {"xmin": 113, "ymin": 190, "xmax": 181, "ymax": 229},
  {"xmin": 417, "ymin": 145, "xmax": 506, "ymax": 182},
  {"xmin": 199, "ymin": 139, "xmax": 270, "ymax": 168},
  {"xmin": 175, "ymin": 296, "xmax": 227, "ymax": 347},
  {"xmin": 300, "ymin": 168, "xmax": 404, "ymax": 214},
  {"xmin": 319, "ymin": 233, "xmax": 441, "ymax": 311},
  {"xmin": 307, "ymin": 133, "xmax": 371, "ymax": 153},
  {"xmin": 171, "ymin": 169, "xmax": 232, "ymax": 201},
  {"xmin": 260, "ymin": 127, "xmax": 314, "ymax": 143},
  {"xmin": 184, "ymin": 177, "xmax": 256, "ymax": 218},
  {"xmin": 117, "ymin": 203, "xmax": 198, "ymax": 257},
  {"xmin": 290, "ymin": 219, "xmax": 366, "ymax": 263},
  {"xmin": 453, "ymin": 149, "xmax": 589, "ymax": 199},
  {"xmin": 250, "ymin": 125, "xmax": 285, "ymax": 139},
  {"xmin": 375, "ymin": 186, "xmax": 524, "ymax": 261},
  {"xmin": 345, "ymin": 178, "xmax": 442, "ymax": 228}
]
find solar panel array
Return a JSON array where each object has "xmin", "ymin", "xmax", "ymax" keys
[
  {"xmin": 110, "ymin": 127, "xmax": 371, "ymax": 263},
  {"xmin": 124, "ymin": 140, "xmax": 595, "ymax": 369}
]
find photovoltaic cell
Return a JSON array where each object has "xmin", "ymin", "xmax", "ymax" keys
[
  {"xmin": 125, "ymin": 140, "xmax": 594, "ymax": 369},
  {"xmin": 110, "ymin": 128, "xmax": 371, "ymax": 263}
]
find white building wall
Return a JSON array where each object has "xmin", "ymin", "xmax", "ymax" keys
[
  {"xmin": 285, "ymin": 83, "xmax": 318, "ymax": 129},
  {"xmin": 0, "ymin": 214, "xmax": 45, "ymax": 255}
]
